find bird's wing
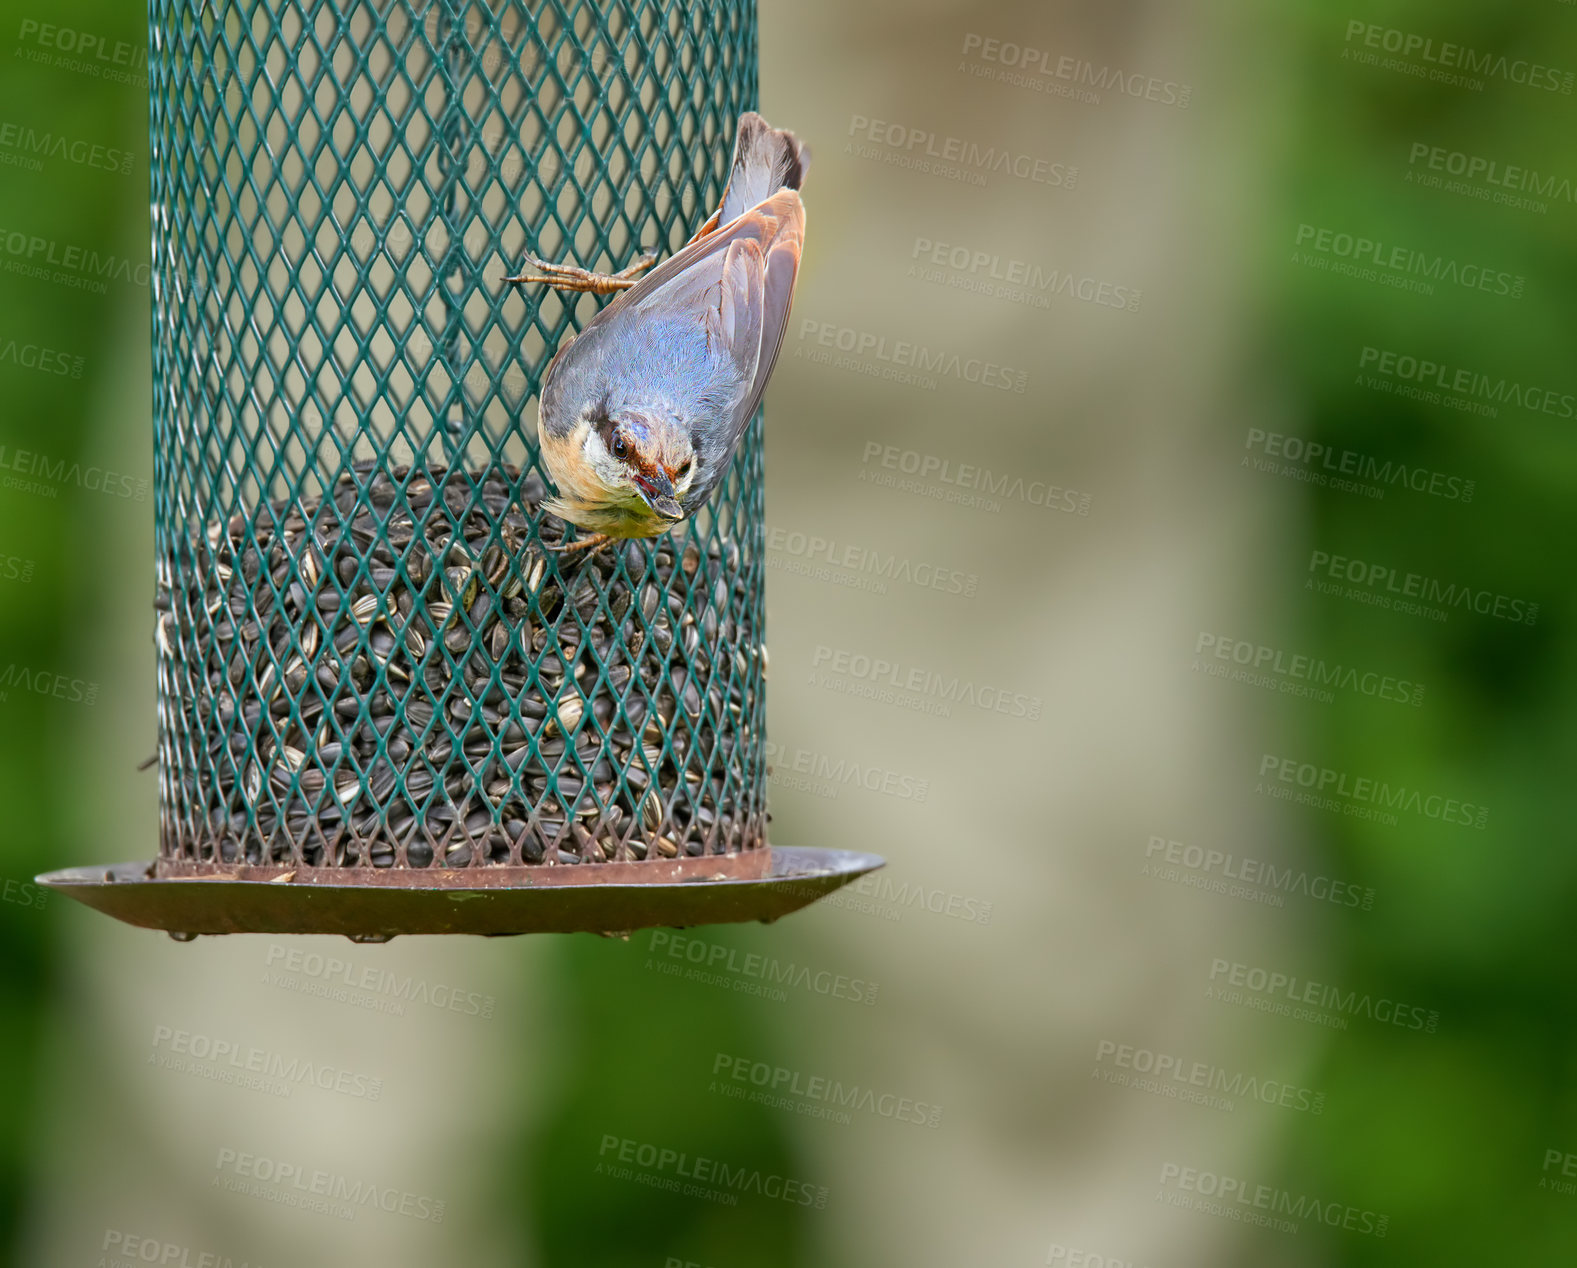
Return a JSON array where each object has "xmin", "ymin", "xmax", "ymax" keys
[
  {"xmin": 591, "ymin": 187, "xmax": 805, "ymax": 503},
  {"xmin": 704, "ymin": 237, "xmax": 767, "ymax": 385},
  {"xmin": 728, "ymin": 189, "xmax": 805, "ymax": 439},
  {"xmin": 625, "ymin": 231, "xmax": 765, "ymax": 390}
]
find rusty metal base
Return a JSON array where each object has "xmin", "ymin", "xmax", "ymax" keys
[{"xmin": 34, "ymin": 846, "xmax": 884, "ymax": 941}]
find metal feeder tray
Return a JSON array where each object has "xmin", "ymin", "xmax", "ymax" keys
[{"xmin": 36, "ymin": 846, "xmax": 883, "ymax": 941}]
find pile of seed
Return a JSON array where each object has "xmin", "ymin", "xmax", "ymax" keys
[{"xmin": 155, "ymin": 463, "xmax": 766, "ymax": 870}]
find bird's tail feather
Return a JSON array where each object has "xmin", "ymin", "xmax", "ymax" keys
[{"xmin": 719, "ymin": 112, "xmax": 809, "ymax": 226}]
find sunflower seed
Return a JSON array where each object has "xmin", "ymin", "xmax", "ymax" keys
[
  {"xmin": 553, "ymin": 693, "xmax": 584, "ymax": 735},
  {"xmin": 641, "ymin": 788, "xmax": 663, "ymax": 831}
]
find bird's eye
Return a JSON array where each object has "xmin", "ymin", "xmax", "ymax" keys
[
  {"xmin": 610, "ymin": 433, "xmax": 629, "ymax": 460},
  {"xmin": 676, "ymin": 458, "xmax": 692, "ymax": 478}
]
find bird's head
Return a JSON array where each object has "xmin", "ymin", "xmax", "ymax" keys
[{"xmin": 581, "ymin": 409, "xmax": 695, "ymax": 524}]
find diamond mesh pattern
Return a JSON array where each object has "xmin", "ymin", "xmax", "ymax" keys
[{"xmin": 150, "ymin": 0, "xmax": 765, "ymax": 871}]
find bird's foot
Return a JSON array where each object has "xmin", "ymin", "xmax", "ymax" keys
[
  {"xmin": 502, "ymin": 250, "xmax": 657, "ymax": 294},
  {"xmin": 549, "ymin": 531, "xmax": 615, "ymax": 560}
]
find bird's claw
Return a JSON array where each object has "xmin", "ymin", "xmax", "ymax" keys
[
  {"xmin": 549, "ymin": 532, "xmax": 614, "ymax": 560},
  {"xmin": 502, "ymin": 250, "xmax": 657, "ymax": 293}
]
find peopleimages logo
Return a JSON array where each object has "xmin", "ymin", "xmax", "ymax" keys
[
  {"xmin": 1046, "ymin": 1246, "xmax": 1148, "ymax": 1268},
  {"xmin": 1342, "ymin": 20, "xmax": 1575, "ymax": 94},
  {"xmin": 261, "ymin": 945, "xmax": 496, "ymax": 1018},
  {"xmin": 1258, "ymin": 753, "xmax": 1489, "ymax": 829},
  {"xmin": 13, "ymin": 19, "xmax": 150, "ymax": 86},
  {"xmin": 765, "ymin": 525, "xmax": 979, "ymax": 599},
  {"xmin": 794, "ymin": 317, "xmax": 1029, "ymax": 393},
  {"xmin": 213, "ymin": 1148, "xmax": 445, "ymax": 1223},
  {"xmin": 1156, "ymin": 1161, "xmax": 1389, "ymax": 1237},
  {"xmin": 596, "ymin": 1133, "xmax": 829, "ymax": 1208},
  {"xmin": 841, "ymin": 872, "xmax": 993, "ymax": 924},
  {"xmin": 100, "ymin": 1229, "xmax": 261, "ymax": 1268},
  {"xmin": 959, "ymin": 33, "xmax": 1193, "ymax": 108},
  {"xmin": 1307, "ymin": 549, "xmax": 1537, "ymax": 626},
  {"xmin": 1358, "ymin": 345, "xmax": 1577, "ymax": 421},
  {"xmin": 909, "ymin": 236, "xmax": 1142, "ymax": 313},
  {"xmin": 1207, "ymin": 958, "xmax": 1440, "ymax": 1032},
  {"xmin": 0, "ymin": 118, "xmax": 135, "ymax": 175},
  {"xmin": 1195, "ymin": 631, "xmax": 1425, "ymax": 707},
  {"xmin": 1541, "ymin": 1147, "xmax": 1577, "ymax": 1197},
  {"xmin": 810, "ymin": 643, "xmax": 1044, "ymax": 721},
  {"xmin": 845, "ymin": 113, "xmax": 1078, "ymax": 189},
  {"xmin": 1145, "ymin": 835, "xmax": 1377, "ymax": 911},
  {"xmin": 711, "ymin": 1052, "xmax": 944, "ymax": 1129},
  {"xmin": 860, "ymin": 441, "xmax": 1092, "ymax": 516},
  {"xmin": 1093, "ymin": 1039, "xmax": 1326, "ymax": 1114},
  {"xmin": 0, "ymin": 552, "xmax": 35, "ymax": 584},
  {"xmin": 149, "ymin": 1025, "xmax": 384, "ymax": 1101},
  {"xmin": 0, "ymin": 333, "xmax": 85, "ymax": 378},
  {"xmin": 0, "ymin": 877, "xmax": 47, "ymax": 910},
  {"xmin": 0, "ymin": 225, "xmax": 150, "ymax": 291},
  {"xmin": 763, "ymin": 739, "xmax": 930, "ymax": 803},
  {"xmin": 1291, "ymin": 223, "xmax": 1524, "ymax": 297},
  {"xmin": 1244, "ymin": 428, "xmax": 1473, "ymax": 502},
  {"xmin": 1405, "ymin": 142, "xmax": 1577, "ymax": 212},
  {"xmin": 0, "ymin": 444, "xmax": 147, "ymax": 501},
  {"xmin": 646, "ymin": 930, "xmax": 879, "ymax": 1005},
  {"xmin": 0, "ymin": 663, "xmax": 99, "ymax": 706}
]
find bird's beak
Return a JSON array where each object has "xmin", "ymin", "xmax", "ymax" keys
[{"xmin": 635, "ymin": 470, "xmax": 683, "ymax": 521}]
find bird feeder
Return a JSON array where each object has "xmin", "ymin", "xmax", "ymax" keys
[{"xmin": 40, "ymin": 0, "xmax": 879, "ymax": 939}]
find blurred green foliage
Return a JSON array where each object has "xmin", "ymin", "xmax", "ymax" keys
[
  {"xmin": 0, "ymin": 0, "xmax": 146, "ymax": 1253},
  {"xmin": 1271, "ymin": 2, "xmax": 1577, "ymax": 1264}
]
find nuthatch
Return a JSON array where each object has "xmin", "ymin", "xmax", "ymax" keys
[{"xmin": 505, "ymin": 111, "xmax": 808, "ymax": 556}]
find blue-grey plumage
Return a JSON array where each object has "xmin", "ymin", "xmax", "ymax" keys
[{"xmin": 526, "ymin": 112, "xmax": 809, "ymax": 544}]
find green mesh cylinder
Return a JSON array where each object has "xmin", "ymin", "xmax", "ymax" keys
[{"xmin": 149, "ymin": 0, "xmax": 766, "ymax": 873}]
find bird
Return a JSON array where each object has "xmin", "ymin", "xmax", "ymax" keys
[{"xmin": 504, "ymin": 111, "xmax": 808, "ymax": 557}]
